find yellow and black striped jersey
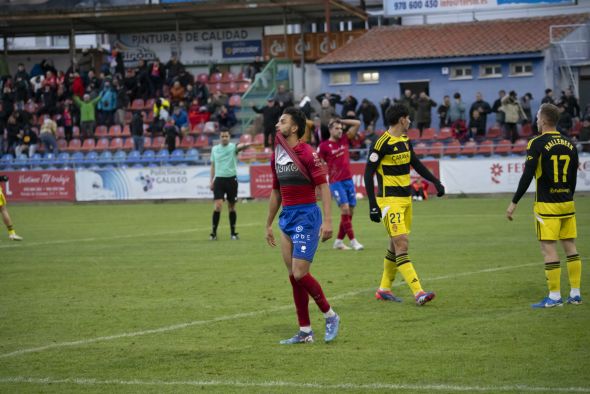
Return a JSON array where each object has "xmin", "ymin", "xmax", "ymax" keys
[
  {"xmin": 512, "ymin": 131, "xmax": 578, "ymax": 217},
  {"xmin": 364, "ymin": 132, "xmax": 441, "ymax": 207}
]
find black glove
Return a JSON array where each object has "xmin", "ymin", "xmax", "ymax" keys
[
  {"xmin": 435, "ymin": 182, "xmax": 445, "ymax": 197},
  {"xmin": 0, "ymin": 175, "xmax": 8, "ymax": 182},
  {"xmin": 369, "ymin": 205, "xmax": 382, "ymax": 223}
]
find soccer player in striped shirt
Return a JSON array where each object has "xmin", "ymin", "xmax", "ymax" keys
[
  {"xmin": 0, "ymin": 175, "xmax": 23, "ymax": 241},
  {"xmin": 506, "ymin": 103, "xmax": 583, "ymax": 308},
  {"xmin": 266, "ymin": 107, "xmax": 340, "ymax": 344},
  {"xmin": 364, "ymin": 104, "xmax": 445, "ymax": 305}
]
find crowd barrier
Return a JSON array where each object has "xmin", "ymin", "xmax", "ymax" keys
[{"xmin": 1, "ymin": 157, "xmax": 589, "ymax": 202}]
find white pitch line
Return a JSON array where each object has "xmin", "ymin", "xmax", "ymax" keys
[
  {"xmin": 0, "ymin": 223, "xmax": 262, "ymax": 249},
  {"xmin": 0, "ymin": 376, "xmax": 588, "ymax": 393},
  {"xmin": 0, "ymin": 262, "xmax": 538, "ymax": 359}
]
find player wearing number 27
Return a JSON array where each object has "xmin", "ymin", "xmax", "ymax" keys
[
  {"xmin": 506, "ymin": 103, "xmax": 583, "ymax": 308},
  {"xmin": 364, "ymin": 104, "xmax": 445, "ymax": 305}
]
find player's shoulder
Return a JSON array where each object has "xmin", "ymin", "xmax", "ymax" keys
[{"xmin": 373, "ymin": 132, "xmax": 391, "ymax": 151}]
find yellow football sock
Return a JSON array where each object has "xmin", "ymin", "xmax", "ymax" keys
[
  {"xmin": 396, "ymin": 253, "xmax": 423, "ymax": 296},
  {"xmin": 544, "ymin": 261, "xmax": 561, "ymax": 293},
  {"xmin": 379, "ymin": 250, "xmax": 397, "ymax": 290},
  {"xmin": 566, "ymin": 254, "xmax": 582, "ymax": 289}
]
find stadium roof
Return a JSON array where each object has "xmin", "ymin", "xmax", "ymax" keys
[
  {"xmin": 0, "ymin": 0, "xmax": 367, "ymax": 37},
  {"xmin": 317, "ymin": 14, "xmax": 590, "ymax": 65}
]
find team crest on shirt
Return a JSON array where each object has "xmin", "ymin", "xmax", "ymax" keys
[{"xmin": 369, "ymin": 152, "xmax": 379, "ymax": 162}]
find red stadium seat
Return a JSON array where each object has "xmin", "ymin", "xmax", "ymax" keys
[
  {"xmin": 462, "ymin": 140, "xmax": 477, "ymax": 156},
  {"xmin": 144, "ymin": 137, "xmax": 152, "ymax": 149},
  {"xmin": 152, "ymin": 136, "xmax": 165, "ymax": 149},
  {"xmin": 122, "ymin": 125, "xmax": 131, "ymax": 138},
  {"xmin": 57, "ymin": 138, "xmax": 68, "ymax": 151},
  {"xmin": 110, "ymin": 138, "xmax": 123, "ymax": 151},
  {"xmin": 180, "ymin": 135, "xmax": 195, "ymax": 150},
  {"xmin": 144, "ymin": 98, "xmax": 155, "ymax": 111},
  {"xmin": 252, "ymin": 133, "xmax": 265, "ymax": 148},
  {"xmin": 420, "ymin": 128, "xmax": 436, "ymax": 141},
  {"xmin": 477, "ymin": 139, "xmax": 494, "ymax": 156},
  {"xmin": 56, "ymin": 127, "xmax": 65, "ymax": 139},
  {"xmin": 196, "ymin": 73, "xmax": 209, "ymax": 84},
  {"xmin": 95, "ymin": 125, "xmax": 108, "ymax": 138},
  {"xmin": 109, "ymin": 125, "xmax": 122, "ymax": 138},
  {"xmin": 123, "ymin": 137, "xmax": 135, "ymax": 151},
  {"xmin": 413, "ymin": 142, "xmax": 429, "ymax": 157},
  {"xmin": 427, "ymin": 141, "xmax": 444, "ymax": 157},
  {"xmin": 238, "ymin": 147, "xmax": 257, "ymax": 163},
  {"xmin": 194, "ymin": 135, "xmax": 209, "ymax": 149},
  {"xmin": 131, "ymin": 99, "xmax": 144, "ymax": 110},
  {"xmin": 66, "ymin": 138, "xmax": 81, "ymax": 152},
  {"xmin": 436, "ymin": 127, "xmax": 452, "ymax": 141},
  {"xmin": 237, "ymin": 82, "xmax": 250, "ymax": 94},
  {"xmin": 239, "ymin": 134, "xmax": 252, "ymax": 144},
  {"xmin": 95, "ymin": 138, "xmax": 110, "ymax": 151},
  {"xmin": 511, "ymin": 138, "xmax": 528, "ymax": 155},
  {"xmin": 209, "ymin": 72, "xmax": 222, "ymax": 83},
  {"xmin": 221, "ymin": 72, "xmax": 236, "ymax": 82},
  {"xmin": 73, "ymin": 126, "xmax": 80, "ymax": 138},
  {"xmin": 445, "ymin": 140, "xmax": 461, "ymax": 156},
  {"xmin": 81, "ymin": 138, "xmax": 96, "ymax": 152},
  {"xmin": 520, "ymin": 123, "xmax": 533, "ymax": 138},
  {"xmin": 494, "ymin": 139, "xmax": 512, "ymax": 155},
  {"xmin": 487, "ymin": 126, "xmax": 502, "ymax": 139},
  {"xmin": 255, "ymin": 147, "xmax": 273, "ymax": 162},
  {"xmin": 407, "ymin": 128, "xmax": 420, "ymax": 140}
]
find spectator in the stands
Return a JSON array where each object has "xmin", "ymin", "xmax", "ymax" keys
[
  {"xmin": 310, "ymin": 114, "xmax": 329, "ymax": 147},
  {"xmin": 492, "ymin": 89, "xmax": 506, "ymax": 129},
  {"xmin": 60, "ymin": 99, "xmax": 75, "ymax": 142},
  {"xmin": 557, "ymin": 103, "xmax": 573, "ymax": 136},
  {"xmin": 39, "ymin": 114, "xmax": 58, "ymax": 154},
  {"xmin": 165, "ymin": 55, "xmax": 185, "ymax": 86},
  {"xmin": 85, "ymin": 70, "xmax": 99, "ymax": 94},
  {"xmin": 163, "ymin": 117, "xmax": 180, "ymax": 154},
  {"xmin": 77, "ymin": 48, "xmax": 93, "ymax": 78},
  {"xmin": 252, "ymin": 98, "xmax": 281, "ymax": 147},
  {"xmin": 520, "ymin": 92, "xmax": 533, "ymax": 125},
  {"xmin": 172, "ymin": 105, "xmax": 190, "ymax": 135},
  {"xmin": 469, "ymin": 92, "xmax": 492, "ymax": 128},
  {"xmin": 97, "ymin": 79, "xmax": 117, "ymax": 126},
  {"xmin": 38, "ymin": 84, "xmax": 58, "ymax": 116},
  {"xmin": 71, "ymin": 72, "xmax": 85, "ymax": 98},
  {"xmin": 356, "ymin": 98, "xmax": 379, "ymax": 130},
  {"xmin": 319, "ymin": 98, "xmax": 337, "ymax": 129},
  {"xmin": 578, "ymin": 116, "xmax": 590, "ymax": 153},
  {"xmin": 273, "ymin": 84, "xmax": 294, "ymax": 110},
  {"xmin": 298, "ymin": 94, "xmax": 314, "ymax": 119},
  {"xmin": 114, "ymin": 78, "xmax": 128, "ymax": 127},
  {"xmin": 316, "ymin": 92, "xmax": 341, "ymax": 109},
  {"xmin": 194, "ymin": 78, "xmax": 209, "ymax": 105},
  {"xmin": 363, "ymin": 125, "xmax": 379, "ymax": 151},
  {"xmin": 216, "ymin": 105, "xmax": 237, "ymax": 132},
  {"xmin": 437, "ymin": 95, "xmax": 451, "ymax": 129},
  {"xmin": 469, "ymin": 109, "xmax": 486, "ymax": 140},
  {"xmin": 447, "ymin": 92, "xmax": 466, "ymax": 125},
  {"xmin": 411, "ymin": 177, "xmax": 428, "ymax": 201},
  {"xmin": 30, "ymin": 75, "xmax": 44, "ymax": 101},
  {"xmin": 340, "ymin": 94, "xmax": 358, "ymax": 118},
  {"xmin": 208, "ymin": 90, "xmax": 227, "ymax": 115},
  {"xmin": 541, "ymin": 88, "xmax": 555, "ymax": 105},
  {"xmin": 396, "ymin": 89, "xmax": 417, "ymax": 125},
  {"xmin": 501, "ymin": 90, "xmax": 526, "ymax": 143},
  {"xmin": 15, "ymin": 126, "xmax": 38, "ymax": 158},
  {"xmin": 148, "ymin": 58, "xmax": 164, "ymax": 96},
  {"xmin": 451, "ymin": 119, "xmax": 469, "ymax": 143},
  {"xmin": 561, "ymin": 88, "xmax": 580, "ymax": 120},
  {"xmin": 5, "ymin": 114, "xmax": 21, "ymax": 156},
  {"xmin": 130, "ymin": 111, "xmax": 145, "ymax": 153},
  {"xmin": 415, "ymin": 92, "xmax": 436, "ymax": 134},
  {"xmin": 380, "ymin": 97, "xmax": 391, "ymax": 128},
  {"xmin": 151, "ymin": 97, "xmax": 171, "ymax": 138},
  {"xmin": 170, "ymin": 80, "xmax": 185, "ymax": 105},
  {"xmin": 74, "ymin": 92, "xmax": 102, "ymax": 143}
]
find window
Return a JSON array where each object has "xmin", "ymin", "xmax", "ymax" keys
[
  {"xmin": 510, "ymin": 62, "xmax": 533, "ymax": 76},
  {"xmin": 329, "ymin": 71, "xmax": 351, "ymax": 85},
  {"xmin": 450, "ymin": 65, "xmax": 472, "ymax": 80},
  {"xmin": 51, "ymin": 36, "xmax": 69, "ymax": 48},
  {"xmin": 479, "ymin": 64, "xmax": 502, "ymax": 78},
  {"xmin": 357, "ymin": 71, "xmax": 380, "ymax": 84}
]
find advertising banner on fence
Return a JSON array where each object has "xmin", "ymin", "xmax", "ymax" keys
[
  {"xmin": 250, "ymin": 161, "xmax": 439, "ymax": 198},
  {"xmin": 384, "ymin": 0, "xmax": 576, "ymax": 16},
  {"xmin": 1, "ymin": 170, "xmax": 75, "ymax": 202},
  {"xmin": 440, "ymin": 157, "xmax": 590, "ymax": 194},
  {"xmin": 76, "ymin": 166, "xmax": 250, "ymax": 201},
  {"xmin": 114, "ymin": 28, "xmax": 263, "ymax": 68}
]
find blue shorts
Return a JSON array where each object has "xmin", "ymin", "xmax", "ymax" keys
[
  {"xmin": 329, "ymin": 179, "xmax": 357, "ymax": 207},
  {"xmin": 279, "ymin": 203, "xmax": 322, "ymax": 262}
]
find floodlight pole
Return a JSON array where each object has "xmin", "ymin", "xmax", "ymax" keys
[{"xmin": 300, "ymin": 22, "xmax": 305, "ymax": 93}]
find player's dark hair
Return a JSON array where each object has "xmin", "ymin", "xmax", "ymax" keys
[
  {"xmin": 283, "ymin": 107, "xmax": 306, "ymax": 139},
  {"xmin": 328, "ymin": 117, "xmax": 342, "ymax": 129},
  {"xmin": 385, "ymin": 104, "xmax": 409, "ymax": 127},
  {"xmin": 539, "ymin": 103, "xmax": 560, "ymax": 127}
]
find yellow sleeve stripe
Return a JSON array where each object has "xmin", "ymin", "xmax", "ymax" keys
[{"xmin": 375, "ymin": 133, "xmax": 389, "ymax": 151}]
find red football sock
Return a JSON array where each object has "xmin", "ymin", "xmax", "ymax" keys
[
  {"xmin": 337, "ymin": 218, "xmax": 346, "ymax": 240},
  {"xmin": 342, "ymin": 214, "xmax": 355, "ymax": 240},
  {"xmin": 289, "ymin": 275, "xmax": 310, "ymax": 327},
  {"xmin": 297, "ymin": 273, "xmax": 330, "ymax": 313}
]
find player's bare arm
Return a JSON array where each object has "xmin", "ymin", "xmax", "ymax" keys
[{"xmin": 266, "ymin": 189, "xmax": 282, "ymax": 247}]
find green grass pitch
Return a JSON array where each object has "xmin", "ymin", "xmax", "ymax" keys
[{"xmin": 0, "ymin": 196, "xmax": 589, "ymax": 393}]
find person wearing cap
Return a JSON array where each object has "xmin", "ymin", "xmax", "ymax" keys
[{"xmin": 252, "ymin": 97, "xmax": 282, "ymax": 147}]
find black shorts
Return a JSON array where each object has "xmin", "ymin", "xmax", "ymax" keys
[{"xmin": 213, "ymin": 176, "xmax": 238, "ymax": 202}]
